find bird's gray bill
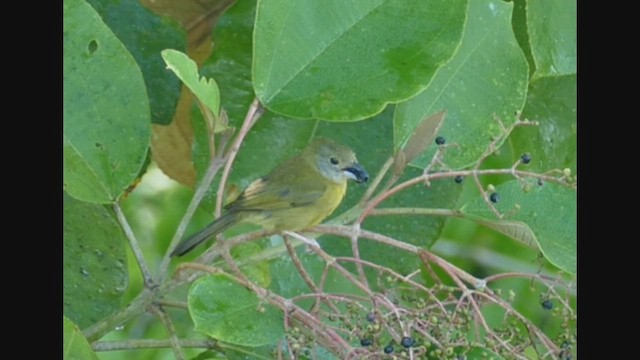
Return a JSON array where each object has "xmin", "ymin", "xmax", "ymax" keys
[{"xmin": 344, "ymin": 164, "xmax": 369, "ymax": 183}]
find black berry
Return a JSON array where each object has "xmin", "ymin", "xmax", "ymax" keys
[
  {"xmin": 489, "ymin": 192, "xmax": 500, "ymax": 203},
  {"xmin": 520, "ymin": 153, "xmax": 532, "ymax": 164},
  {"xmin": 435, "ymin": 136, "xmax": 446, "ymax": 145},
  {"xmin": 454, "ymin": 175, "xmax": 464, "ymax": 184},
  {"xmin": 360, "ymin": 338, "xmax": 373, "ymax": 346},
  {"xmin": 541, "ymin": 299, "xmax": 553, "ymax": 310},
  {"xmin": 366, "ymin": 312, "xmax": 375, "ymax": 322},
  {"xmin": 384, "ymin": 344, "xmax": 394, "ymax": 354},
  {"xmin": 401, "ymin": 336, "xmax": 415, "ymax": 348}
]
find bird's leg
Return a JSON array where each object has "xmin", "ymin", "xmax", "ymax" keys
[{"xmin": 283, "ymin": 231, "xmax": 320, "ymax": 248}]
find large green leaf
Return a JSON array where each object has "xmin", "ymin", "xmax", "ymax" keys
[
  {"xmin": 253, "ymin": 0, "xmax": 467, "ymax": 121},
  {"xmin": 189, "ymin": 275, "xmax": 285, "ymax": 346},
  {"xmin": 63, "ymin": 0, "xmax": 150, "ymax": 203},
  {"xmin": 63, "ymin": 317, "xmax": 99, "ymax": 360},
  {"xmin": 527, "ymin": 0, "xmax": 576, "ymax": 78},
  {"xmin": 394, "ymin": 0, "xmax": 528, "ymax": 170},
  {"xmin": 84, "ymin": 0, "xmax": 184, "ymax": 125},
  {"xmin": 461, "ymin": 180, "xmax": 576, "ymax": 274},
  {"xmin": 509, "ymin": 75, "xmax": 577, "ymax": 172},
  {"xmin": 63, "ymin": 193, "xmax": 128, "ymax": 328}
]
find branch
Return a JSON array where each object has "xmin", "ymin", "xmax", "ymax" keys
[
  {"xmin": 216, "ymin": 98, "xmax": 265, "ymax": 217},
  {"xmin": 92, "ymin": 339, "xmax": 217, "ymax": 351},
  {"xmin": 150, "ymin": 305, "xmax": 185, "ymax": 360},
  {"xmin": 113, "ymin": 202, "xmax": 153, "ymax": 287}
]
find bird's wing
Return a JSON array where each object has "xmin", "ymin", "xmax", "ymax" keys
[{"xmin": 227, "ymin": 159, "xmax": 327, "ymax": 212}]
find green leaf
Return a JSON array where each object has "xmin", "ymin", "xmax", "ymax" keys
[
  {"xmin": 394, "ymin": 0, "xmax": 528, "ymax": 169},
  {"xmin": 84, "ymin": 0, "xmax": 184, "ymax": 125},
  {"xmin": 63, "ymin": 0, "xmax": 150, "ymax": 203},
  {"xmin": 162, "ymin": 49, "xmax": 223, "ymax": 124},
  {"xmin": 461, "ymin": 180, "xmax": 576, "ymax": 274},
  {"xmin": 253, "ymin": 0, "xmax": 467, "ymax": 121},
  {"xmin": 63, "ymin": 317, "xmax": 99, "ymax": 360},
  {"xmin": 63, "ymin": 193, "xmax": 128, "ymax": 328},
  {"xmin": 509, "ymin": 75, "xmax": 577, "ymax": 172},
  {"xmin": 189, "ymin": 275, "xmax": 284, "ymax": 346},
  {"xmin": 527, "ymin": 0, "xmax": 576, "ymax": 78}
]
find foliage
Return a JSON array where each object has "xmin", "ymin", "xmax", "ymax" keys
[{"xmin": 63, "ymin": 0, "xmax": 576, "ymax": 359}]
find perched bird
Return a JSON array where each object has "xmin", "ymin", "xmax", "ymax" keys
[{"xmin": 170, "ymin": 138, "xmax": 369, "ymax": 257}]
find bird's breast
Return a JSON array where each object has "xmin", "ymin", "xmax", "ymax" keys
[{"xmin": 256, "ymin": 181, "xmax": 347, "ymax": 232}]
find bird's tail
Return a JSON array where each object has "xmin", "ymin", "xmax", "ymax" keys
[{"xmin": 170, "ymin": 213, "xmax": 239, "ymax": 257}]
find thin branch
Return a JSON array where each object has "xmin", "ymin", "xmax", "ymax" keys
[
  {"xmin": 215, "ymin": 98, "xmax": 264, "ymax": 218},
  {"xmin": 113, "ymin": 202, "xmax": 153, "ymax": 287},
  {"xmin": 158, "ymin": 151, "xmax": 226, "ymax": 280},
  {"xmin": 358, "ymin": 167, "xmax": 575, "ymax": 224},
  {"xmin": 92, "ymin": 339, "xmax": 217, "ymax": 351},
  {"xmin": 359, "ymin": 156, "xmax": 394, "ymax": 204},
  {"xmin": 156, "ymin": 299, "xmax": 188, "ymax": 309},
  {"xmin": 150, "ymin": 305, "xmax": 184, "ymax": 360},
  {"xmin": 370, "ymin": 208, "xmax": 462, "ymax": 217},
  {"xmin": 83, "ymin": 288, "xmax": 154, "ymax": 342},
  {"xmin": 348, "ymin": 224, "xmax": 369, "ymax": 288},
  {"xmin": 283, "ymin": 236, "xmax": 341, "ymax": 315}
]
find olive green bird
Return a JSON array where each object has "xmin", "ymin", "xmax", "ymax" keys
[{"xmin": 170, "ymin": 138, "xmax": 369, "ymax": 257}]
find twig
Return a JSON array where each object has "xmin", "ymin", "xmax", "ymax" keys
[
  {"xmin": 92, "ymin": 339, "xmax": 217, "ymax": 351},
  {"xmin": 156, "ymin": 299, "xmax": 188, "ymax": 309},
  {"xmin": 215, "ymin": 98, "xmax": 264, "ymax": 218},
  {"xmin": 348, "ymin": 223, "xmax": 369, "ymax": 288},
  {"xmin": 360, "ymin": 156, "xmax": 394, "ymax": 204},
  {"xmin": 158, "ymin": 151, "xmax": 226, "ymax": 280},
  {"xmin": 283, "ymin": 236, "xmax": 341, "ymax": 315},
  {"xmin": 113, "ymin": 202, "xmax": 153, "ymax": 287},
  {"xmin": 315, "ymin": 225, "xmax": 484, "ymax": 288},
  {"xmin": 83, "ymin": 288, "xmax": 155, "ymax": 342},
  {"xmin": 150, "ymin": 305, "xmax": 184, "ymax": 360}
]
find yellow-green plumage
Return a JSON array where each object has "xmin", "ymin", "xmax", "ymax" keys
[{"xmin": 170, "ymin": 138, "xmax": 368, "ymax": 257}]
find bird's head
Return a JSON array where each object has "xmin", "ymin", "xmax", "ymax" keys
[{"xmin": 303, "ymin": 138, "xmax": 369, "ymax": 184}]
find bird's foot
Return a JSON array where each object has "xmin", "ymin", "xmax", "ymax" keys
[{"xmin": 283, "ymin": 231, "xmax": 320, "ymax": 248}]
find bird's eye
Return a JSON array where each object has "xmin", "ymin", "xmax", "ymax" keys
[{"xmin": 330, "ymin": 157, "xmax": 339, "ymax": 165}]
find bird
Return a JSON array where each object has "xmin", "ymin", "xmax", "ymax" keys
[{"xmin": 170, "ymin": 138, "xmax": 369, "ymax": 257}]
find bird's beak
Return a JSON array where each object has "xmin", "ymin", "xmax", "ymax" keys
[{"xmin": 343, "ymin": 163, "xmax": 369, "ymax": 184}]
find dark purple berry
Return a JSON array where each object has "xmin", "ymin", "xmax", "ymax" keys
[
  {"xmin": 520, "ymin": 153, "xmax": 532, "ymax": 164},
  {"xmin": 366, "ymin": 312, "xmax": 375, "ymax": 322},
  {"xmin": 384, "ymin": 344, "xmax": 394, "ymax": 354},
  {"xmin": 360, "ymin": 338, "xmax": 373, "ymax": 346},
  {"xmin": 489, "ymin": 192, "xmax": 500, "ymax": 203},
  {"xmin": 454, "ymin": 175, "xmax": 464, "ymax": 184},
  {"xmin": 435, "ymin": 136, "xmax": 446, "ymax": 145},
  {"xmin": 401, "ymin": 337, "xmax": 415, "ymax": 348},
  {"xmin": 541, "ymin": 299, "xmax": 553, "ymax": 310}
]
